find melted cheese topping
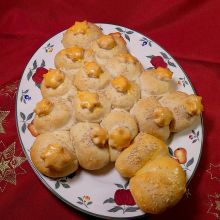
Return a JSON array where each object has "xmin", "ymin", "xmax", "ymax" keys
[
  {"xmin": 111, "ymin": 75, "xmax": 130, "ymax": 93},
  {"xmin": 91, "ymin": 126, "xmax": 108, "ymax": 147},
  {"xmin": 118, "ymin": 53, "xmax": 137, "ymax": 63},
  {"xmin": 43, "ymin": 69, "xmax": 65, "ymax": 89},
  {"xmin": 97, "ymin": 35, "xmax": 116, "ymax": 50},
  {"xmin": 109, "ymin": 127, "xmax": 131, "ymax": 150},
  {"xmin": 34, "ymin": 99, "xmax": 54, "ymax": 117},
  {"xmin": 78, "ymin": 91, "xmax": 101, "ymax": 111},
  {"xmin": 84, "ymin": 61, "xmax": 103, "ymax": 78},
  {"xmin": 61, "ymin": 47, "xmax": 84, "ymax": 61},
  {"xmin": 184, "ymin": 95, "xmax": 203, "ymax": 115},
  {"xmin": 41, "ymin": 144, "xmax": 72, "ymax": 171},
  {"xmin": 153, "ymin": 107, "xmax": 173, "ymax": 127},
  {"xmin": 68, "ymin": 21, "xmax": 89, "ymax": 34},
  {"xmin": 154, "ymin": 67, "xmax": 173, "ymax": 80}
]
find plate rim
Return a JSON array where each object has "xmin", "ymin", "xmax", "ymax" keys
[{"xmin": 15, "ymin": 22, "xmax": 204, "ymax": 219}]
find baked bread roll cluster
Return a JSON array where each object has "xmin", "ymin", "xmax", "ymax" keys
[{"xmin": 29, "ymin": 21, "xmax": 203, "ymax": 215}]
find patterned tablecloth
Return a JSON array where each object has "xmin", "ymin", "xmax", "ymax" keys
[{"xmin": 0, "ymin": 0, "xmax": 220, "ymax": 219}]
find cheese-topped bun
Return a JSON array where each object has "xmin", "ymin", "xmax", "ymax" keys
[
  {"xmin": 41, "ymin": 68, "xmax": 76, "ymax": 100},
  {"xmin": 101, "ymin": 109, "xmax": 138, "ymax": 161},
  {"xmin": 62, "ymin": 21, "xmax": 103, "ymax": 49},
  {"xmin": 139, "ymin": 67, "xmax": 175, "ymax": 99},
  {"xmin": 105, "ymin": 52, "xmax": 144, "ymax": 81},
  {"xmin": 115, "ymin": 133, "xmax": 169, "ymax": 178},
  {"xmin": 73, "ymin": 61, "xmax": 111, "ymax": 92},
  {"xmin": 73, "ymin": 91, "xmax": 111, "ymax": 123},
  {"xmin": 54, "ymin": 46, "xmax": 95, "ymax": 79},
  {"xmin": 129, "ymin": 156, "xmax": 186, "ymax": 214},
  {"xmin": 106, "ymin": 75, "xmax": 140, "ymax": 111},
  {"xmin": 33, "ymin": 98, "xmax": 75, "ymax": 134},
  {"xmin": 159, "ymin": 91, "xmax": 203, "ymax": 132},
  {"xmin": 130, "ymin": 97, "xmax": 173, "ymax": 140},
  {"xmin": 70, "ymin": 122, "xmax": 109, "ymax": 170},
  {"xmin": 30, "ymin": 131, "xmax": 78, "ymax": 178},
  {"xmin": 90, "ymin": 33, "xmax": 128, "ymax": 66}
]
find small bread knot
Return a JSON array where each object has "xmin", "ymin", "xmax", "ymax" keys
[
  {"xmin": 154, "ymin": 67, "xmax": 173, "ymax": 80},
  {"xmin": 84, "ymin": 61, "xmax": 103, "ymax": 78},
  {"xmin": 61, "ymin": 47, "xmax": 84, "ymax": 61},
  {"xmin": 68, "ymin": 21, "xmax": 88, "ymax": 34},
  {"xmin": 184, "ymin": 95, "xmax": 203, "ymax": 115},
  {"xmin": 91, "ymin": 126, "xmax": 108, "ymax": 147},
  {"xmin": 34, "ymin": 99, "xmax": 54, "ymax": 117},
  {"xmin": 118, "ymin": 53, "xmax": 137, "ymax": 64},
  {"xmin": 111, "ymin": 75, "xmax": 130, "ymax": 93},
  {"xmin": 109, "ymin": 127, "xmax": 132, "ymax": 150},
  {"xmin": 97, "ymin": 35, "xmax": 116, "ymax": 50},
  {"xmin": 41, "ymin": 144, "xmax": 72, "ymax": 171},
  {"xmin": 43, "ymin": 69, "xmax": 65, "ymax": 89},
  {"xmin": 153, "ymin": 107, "xmax": 173, "ymax": 127},
  {"xmin": 78, "ymin": 91, "xmax": 101, "ymax": 111}
]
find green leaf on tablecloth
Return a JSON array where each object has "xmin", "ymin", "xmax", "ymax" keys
[
  {"xmin": 33, "ymin": 60, "xmax": 37, "ymax": 69},
  {"xmin": 146, "ymin": 55, "xmax": 154, "ymax": 59},
  {"xmin": 115, "ymin": 183, "xmax": 124, "ymax": 188},
  {"xmin": 103, "ymin": 197, "xmax": 115, "ymax": 204},
  {"xmin": 149, "ymin": 41, "xmax": 152, "ymax": 47},
  {"xmin": 21, "ymin": 123, "xmax": 26, "ymax": 133},
  {"xmin": 40, "ymin": 60, "xmax": 45, "ymax": 67},
  {"xmin": 61, "ymin": 183, "xmax": 70, "ymax": 188},
  {"xmin": 55, "ymin": 181, "xmax": 60, "ymax": 189},
  {"xmin": 124, "ymin": 181, "xmax": 129, "ymax": 189},
  {"xmin": 78, "ymin": 197, "xmax": 83, "ymax": 202},
  {"xmin": 87, "ymin": 201, "xmax": 92, "ymax": 205},
  {"xmin": 27, "ymin": 70, "xmax": 33, "ymax": 81},
  {"xmin": 168, "ymin": 147, "xmax": 173, "ymax": 156},
  {"xmin": 192, "ymin": 139, "xmax": 197, "ymax": 143},
  {"xmin": 60, "ymin": 179, "xmax": 67, "ymax": 183},
  {"xmin": 108, "ymin": 206, "xmax": 124, "ymax": 212},
  {"xmin": 124, "ymin": 207, "xmax": 139, "ymax": 212},
  {"xmin": 20, "ymin": 112, "xmax": 26, "ymax": 121},
  {"xmin": 77, "ymin": 201, "xmax": 83, "ymax": 205},
  {"xmin": 168, "ymin": 60, "xmax": 176, "ymax": 67},
  {"xmin": 186, "ymin": 158, "xmax": 194, "ymax": 167},
  {"xmin": 115, "ymin": 27, "xmax": 123, "ymax": 32},
  {"xmin": 27, "ymin": 112, "xmax": 34, "ymax": 121},
  {"xmin": 160, "ymin": 52, "xmax": 169, "ymax": 59},
  {"xmin": 126, "ymin": 30, "xmax": 134, "ymax": 34},
  {"xmin": 125, "ymin": 34, "xmax": 130, "ymax": 41}
]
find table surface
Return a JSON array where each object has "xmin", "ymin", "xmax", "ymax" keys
[{"xmin": 0, "ymin": 0, "xmax": 220, "ymax": 219}]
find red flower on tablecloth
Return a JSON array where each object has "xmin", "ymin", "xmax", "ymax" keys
[
  {"xmin": 114, "ymin": 189, "xmax": 135, "ymax": 206},
  {"xmin": 207, "ymin": 163, "xmax": 220, "ymax": 181},
  {"xmin": 32, "ymin": 67, "xmax": 48, "ymax": 85},
  {"xmin": 150, "ymin": 56, "xmax": 167, "ymax": 68},
  {"xmin": 207, "ymin": 193, "xmax": 220, "ymax": 219},
  {"xmin": 0, "ymin": 141, "xmax": 26, "ymax": 192},
  {"xmin": 103, "ymin": 182, "xmax": 139, "ymax": 213}
]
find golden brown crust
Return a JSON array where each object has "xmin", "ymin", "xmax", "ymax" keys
[
  {"xmin": 129, "ymin": 156, "xmax": 186, "ymax": 214},
  {"xmin": 33, "ymin": 98, "xmax": 76, "ymax": 134},
  {"xmin": 70, "ymin": 122, "xmax": 110, "ymax": 170},
  {"xmin": 130, "ymin": 97, "xmax": 172, "ymax": 140},
  {"xmin": 62, "ymin": 21, "xmax": 103, "ymax": 49},
  {"xmin": 159, "ymin": 91, "xmax": 203, "ymax": 132},
  {"xmin": 115, "ymin": 133, "xmax": 169, "ymax": 178},
  {"xmin": 30, "ymin": 131, "xmax": 78, "ymax": 178},
  {"xmin": 139, "ymin": 69, "xmax": 175, "ymax": 99}
]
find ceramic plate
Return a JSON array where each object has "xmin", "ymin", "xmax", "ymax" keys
[{"xmin": 16, "ymin": 23, "xmax": 203, "ymax": 219}]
